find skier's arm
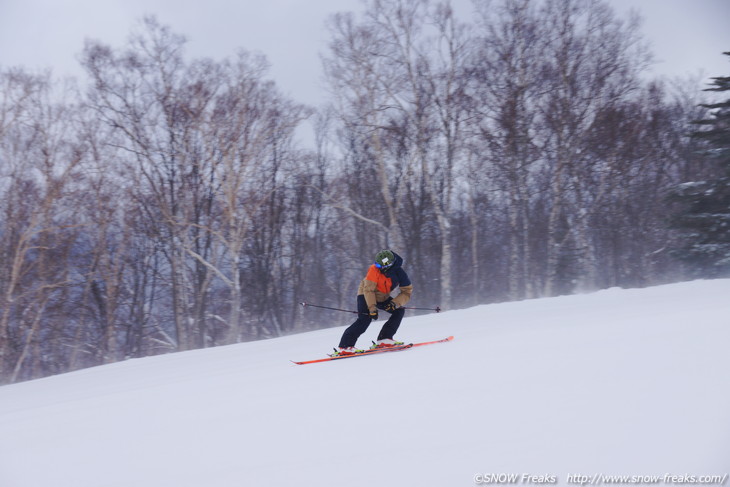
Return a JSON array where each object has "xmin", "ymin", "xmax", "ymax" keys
[
  {"xmin": 392, "ymin": 284, "xmax": 413, "ymax": 307},
  {"xmin": 360, "ymin": 276, "xmax": 378, "ymax": 312},
  {"xmin": 391, "ymin": 268, "xmax": 413, "ymax": 307}
]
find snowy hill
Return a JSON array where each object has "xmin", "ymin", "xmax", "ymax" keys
[{"xmin": 1, "ymin": 280, "xmax": 729, "ymax": 487}]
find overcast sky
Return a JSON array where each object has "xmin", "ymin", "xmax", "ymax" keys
[{"xmin": 1, "ymin": 0, "xmax": 728, "ymax": 106}]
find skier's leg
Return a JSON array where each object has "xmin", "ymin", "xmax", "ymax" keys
[
  {"xmin": 377, "ymin": 307, "xmax": 405, "ymax": 341},
  {"xmin": 338, "ymin": 295, "xmax": 372, "ymax": 348}
]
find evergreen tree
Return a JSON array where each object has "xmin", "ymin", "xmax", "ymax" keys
[{"xmin": 669, "ymin": 52, "xmax": 730, "ymax": 277}]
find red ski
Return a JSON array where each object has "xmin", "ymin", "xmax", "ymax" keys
[{"xmin": 291, "ymin": 336, "xmax": 454, "ymax": 365}]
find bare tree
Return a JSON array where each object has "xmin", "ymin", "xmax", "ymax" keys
[
  {"xmin": 322, "ymin": 7, "xmax": 412, "ymax": 251},
  {"xmin": 0, "ymin": 70, "xmax": 86, "ymax": 382},
  {"xmin": 82, "ymin": 17, "xmax": 310, "ymax": 348},
  {"xmin": 470, "ymin": 0, "xmax": 544, "ymax": 300},
  {"xmin": 534, "ymin": 0, "xmax": 650, "ymax": 295},
  {"xmin": 323, "ymin": 0, "xmax": 473, "ymax": 309}
]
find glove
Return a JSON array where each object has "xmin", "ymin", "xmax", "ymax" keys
[
  {"xmin": 369, "ymin": 308, "xmax": 378, "ymax": 321},
  {"xmin": 383, "ymin": 300, "xmax": 398, "ymax": 312}
]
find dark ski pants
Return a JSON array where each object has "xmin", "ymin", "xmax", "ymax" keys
[{"xmin": 338, "ymin": 295, "xmax": 405, "ymax": 348}]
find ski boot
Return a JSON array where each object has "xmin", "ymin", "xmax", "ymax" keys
[
  {"xmin": 331, "ymin": 346, "xmax": 364, "ymax": 357},
  {"xmin": 370, "ymin": 338, "xmax": 405, "ymax": 350}
]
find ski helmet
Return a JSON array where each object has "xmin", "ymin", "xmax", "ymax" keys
[{"xmin": 374, "ymin": 249, "xmax": 395, "ymax": 271}]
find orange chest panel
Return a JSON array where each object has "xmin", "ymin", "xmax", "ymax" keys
[{"xmin": 365, "ymin": 266, "xmax": 392, "ymax": 294}]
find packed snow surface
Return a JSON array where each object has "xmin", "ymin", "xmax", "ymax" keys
[{"xmin": 1, "ymin": 280, "xmax": 729, "ymax": 487}]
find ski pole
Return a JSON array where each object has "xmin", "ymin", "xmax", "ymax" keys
[
  {"xmin": 403, "ymin": 306, "xmax": 441, "ymax": 313},
  {"xmin": 301, "ymin": 301, "xmax": 441, "ymax": 314},
  {"xmin": 299, "ymin": 302, "xmax": 359, "ymax": 314}
]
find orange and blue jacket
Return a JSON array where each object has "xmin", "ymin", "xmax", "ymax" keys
[{"xmin": 357, "ymin": 252, "xmax": 413, "ymax": 312}]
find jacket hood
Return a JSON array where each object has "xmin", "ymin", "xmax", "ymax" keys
[{"xmin": 381, "ymin": 251, "xmax": 404, "ymax": 275}]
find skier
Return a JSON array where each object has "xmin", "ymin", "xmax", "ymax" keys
[{"xmin": 334, "ymin": 249, "xmax": 413, "ymax": 356}]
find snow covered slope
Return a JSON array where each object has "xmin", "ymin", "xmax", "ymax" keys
[{"xmin": 1, "ymin": 280, "xmax": 729, "ymax": 487}]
